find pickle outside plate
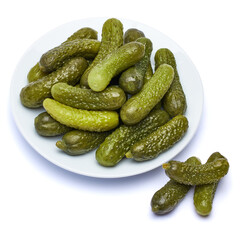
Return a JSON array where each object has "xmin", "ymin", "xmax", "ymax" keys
[{"xmin": 10, "ymin": 17, "xmax": 203, "ymax": 178}]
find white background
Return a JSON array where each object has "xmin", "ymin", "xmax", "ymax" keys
[{"xmin": 1, "ymin": 0, "xmax": 239, "ymax": 239}]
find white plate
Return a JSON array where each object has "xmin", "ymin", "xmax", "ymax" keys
[{"xmin": 10, "ymin": 17, "xmax": 203, "ymax": 178}]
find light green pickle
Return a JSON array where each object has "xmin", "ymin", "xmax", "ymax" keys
[
  {"xmin": 51, "ymin": 83, "xmax": 126, "ymax": 111},
  {"xmin": 88, "ymin": 42, "xmax": 145, "ymax": 92},
  {"xmin": 43, "ymin": 98, "xmax": 119, "ymax": 132},
  {"xmin": 80, "ymin": 18, "xmax": 123, "ymax": 88},
  {"xmin": 194, "ymin": 152, "xmax": 227, "ymax": 216},
  {"xmin": 20, "ymin": 57, "xmax": 88, "ymax": 108},
  {"xmin": 96, "ymin": 109, "xmax": 170, "ymax": 167},
  {"xmin": 126, "ymin": 115, "xmax": 188, "ymax": 161},
  {"xmin": 151, "ymin": 157, "xmax": 201, "ymax": 215},
  {"xmin": 39, "ymin": 39, "xmax": 100, "ymax": 72},
  {"xmin": 120, "ymin": 64, "xmax": 174, "ymax": 125},
  {"xmin": 56, "ymin": 130, "xmax": 109, "ymax": 156},
  {"xmin": 27, "ymin": 27, "xmax": 98, "ymax": 83},
  {"xmin": 34, "ymin": 112, "xmax": 72, "ymax": 136}
]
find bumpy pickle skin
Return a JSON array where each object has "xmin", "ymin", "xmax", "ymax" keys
[
  {"xmin": 51, "ymin": 83, "xmax": 126, "ymax": 111},
  {"xmin": 163, "ymin": 157, "xmax": 229, "ymax": 185},
  {"xmin": 80, "ymin": 18, "xmax": 123, "ymax": 88},
  {"xmin": 88, "ymin": 42, "xmax": 145, "ymax": 92},
  {"xmin": 34, "ymin": 112, "xmax": 72, "ymax": 137},
  {"xmin": 20, "ymin": 57, "xmax": 88, "ymax": 108},
  {"xmin": 154, "ymin": 48, "xmax": 187, "ymax": 117},
  {"xmin": 120, "ymin": 64, "xmax": 174, "ymax": 125},
  {"xmin": 56, "ymin": 130, "xmax": 109, "ymax": 156},
  {"xmin": 39, "ymin": 39, "xmax": 100, "ymax": 73},
  {"xmin": 126, "ymin": 115, "xmax": 188, "ymax": 161},
  {"xmin": 96, "ymin": 109, "xmax": 170, "ymax": 167},
  {"xmin": 194, "ymin": 152, "xmax": 227, "ymax": 216},
  {"xmin": 43, "ymin": 98, "xmax": 119, "ymax": 132},
  {"xmin": 119, "ymin": 37, "xmax": 153, "ymax": 94},
  {"xmin": 151, "ymin": 157, "xmax": 201, "ymax": 215},
  {"xmin": 27, "ymin": 27, "xmax": 98, "ymax": 83},
  {"xmin": 124, "ymin": 28, "xmax": 145, "ymax": 43}
]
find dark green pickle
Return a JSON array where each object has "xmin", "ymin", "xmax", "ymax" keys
[
  {"xmin": 119, "ymin": 37, "xmax": 153, "ymax": 94},
  {"xmin": 51, "ymin": 83, "xmax": 126, "ymax": 111},
  {"xmin": 34, "ymin": 112, "xmax": 72, "ymax": 136},
  {"xmin": 20, "ymin": 57, "xmax": 88, "ymax": 108},
  {"xmin": 126, "ymin": 115, "xmax": 188, "ymax": 161},
  {"xmin": 163, "ymin": 157, "xmax": 229, "ymax": 185},
  {"xmin": 39, "ymin": 39, "xmax": 100, "ymax": 72},
  {"xmin": 151, "ymin": 157, "xmax": 201, "ymax": 215},
  {"xmin": 124, "ymin": 28, "xmax": 145, "ymax": 43},
  {"xmin": 56, "ymin": 130, "xmax": 109, "ymax": 156},
  {"xmin": 194, "ymin": 152, "xmax": 227, "ymax": 216},
  {"xmin": 28, "ymin": 27, "xmax": 98, "ymax": 83},
  {"xmin": 96, "ymin": 109, "xmax": 170, "ymax": 167},
  {"xmin": 80, "ymin": 18, "xmax": 123, "ymax": 88},
  {"xmin": 155, "ymin": 48, "xmax": 187, "ymax": 117}
]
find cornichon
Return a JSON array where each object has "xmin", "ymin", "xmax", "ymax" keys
[
  {"xmin": 155, "ymin": 48, "xmax": 187, "ymax": 117},
  {"xmin": 194, "ymin": 152, "xmax": 226, "ymax": 216},
  {"xmin": 120, "ymin": 64, "xmax": 174, "ymax": 125},
  {"xmin": 124, "ymin": 28, "xmax": 145, "ymax": 44},
  {"xmin": 96, "ymin": 109, "xmax": 170, "ymax": 167},
  {"xmin": 43, "ymin": 98, "xmax": 119, "ymax": 132},
  {"xmin": 88, "ymin": 42, "xmax": 145, "ymax": 92},
  {"xmin": 34, "ymin": 112, "xmax": 72, "ymax": 136},
  {"xmin": 163, "ymin": 157, "xmax": 229, "ymax": 185},
  {"xmin": 51, "ymin": 83, "xmax": 126, "ymax": 111},
  {"xmin": 151, "ymin": 157, "xmax": 201, "ymax": 215},
  {"xmin": 39, "ymin": 39, "xmax": 100, "ymax": 72},
  {"xmin": 56, "ymin": 130, "xmax": 109, "ymax": 155},
  {"xmin": 20, "ymin": 57, "xmax": 88, "ymax": 108},
  {"xmin": 80, "ymin": 18, "xmax": 123, "ymax": 88},
  {"xmin": 126, "ymin": 115, "xmax": 188, "ymax": 161},
  {"xmin": 143, "ymin": 63, "xmax": 153, "ymax": 84},
  {"xmin": 119, "ymin": 37, "xmax": 153, "ymax": 94},
  {"xmin": 27, "ymin": 27, "xmax": 98, "ymax": 83}
]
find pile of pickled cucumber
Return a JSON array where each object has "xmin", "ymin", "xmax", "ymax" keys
[
  {"xmin": 20, "ymin": 18, "xmax": 188, "ymax": 167},
  {"xmin": 152, "ymin": 152, "xmax": 229, "ymax": 216}
]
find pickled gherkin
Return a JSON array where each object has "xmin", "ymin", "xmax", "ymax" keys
[
  {"xmin": 124, "ymin": 28, "xmax": 145, "ymax": 44},
  {"xmin": 88, "ymin": 42, "xmax": 145, "ymax": 92},
  {"xmin": 56, "ymin": 130, "xmax": 110, "ymax": 155},
  {"xmin": 119, "ymin": 37, "xmax": 153, "ymax": 94},
  {"xmin": 43, "ymin": 98, "xmax": 119, "ymax": 132},
  {"xmin": 96, "ymin": 109, "xmax": 170, "ymax": 167},
  {"xmin": 151, "ymin": 157, "xmax": 201, "ymax": 215},
  {"xmin": 163, "ymin": 157, "xmax": 229, "ymax": 185},
  {"xmin": 194, "ymin": 152, "xmax": 227, "ymax": 216},
  {"xmin": 51, "ymin": 83, "xmax": 126, "ymax": 110},
  {"xmin": 28, "ymin": 27, "xmax": 98, "ymax": 83},
  {"xmin": 154, "ymin": 48, "xmax": 187, "ymax": 117},
  {"xmin": 120, "ymin": 64, "xmax": 174, "ymax": 125},
  {"xmin": 20, "ymin": 57, "xmax": 88, "ymax": 108},
  {"xmin": 39, "ymin": 39, "xmax": 100, "ymax": 72},
  {"xmin": 80, "ymin": 18, "xmax": 123, "ymax": 88},
  {"xmin": 126, "ymin": 115, "xmax": 188, "ymax": 161},
  {"xmin": 34, "ymin": 112, "xmax": 72, "ymax": 137}
]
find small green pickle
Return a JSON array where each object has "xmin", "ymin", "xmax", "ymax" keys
[
  {"xmin": 163, "ymin": 157, "xmax": 229, "ymax": 185},
  {"xmin": 56, "ymin": 130, "xmax": 109, "ymax": 155},
  {"xmin": 151, "ymin": 157, "xmax": 201, "ymax": 215},
  {"xmin": 194, "ymin": 152, "xmax": 227, "ymax": 216},
  {"xmin": 43, "ymin": 98, "xmax": 119, "ymax": 132},
  {"xmin": 34, "ymin": 112, "xmax": 72, "ymax": 136},
  {"xmin": 123, "ymin": 28, "xmax": 145, "ymax": 44}
]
